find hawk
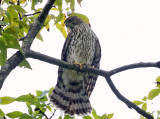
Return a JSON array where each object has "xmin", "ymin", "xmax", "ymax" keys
[{"xmin": 49, "ymin": 16, "xmax": 101, "ymax": 115}]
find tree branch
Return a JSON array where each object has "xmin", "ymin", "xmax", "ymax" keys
[
  {"xmin": 0, "ymin": 0, "xmax": 56, "ymax": 89},
  {"xmin": 0, "ymin": 51, "xmax": 25, "ymax": 89},
  {"xmin": 21, "ymin": 11, "xmax": 41, "ymax": 20},
  {"xmin": 25, "ymin": 49, "xmax": 157, "ymax": 119},
  {"xmin": 105, "ymin": 76, "xmax": 154, "ymax": 119},
  {"xmin": 26, "ymin": 50, "xmax": 160, "ymax": 77},
  {"xmin": 0, "ymin": 49, "xmax": 157, "ymax": 118},
  {"xmin": 108, "ymin": 62, "xmax": 160, "ymax": 76},
  {"xmin": 0, "ymin": 0, "xmax": 158, "ymax": 118},
  {"xmin": 22, "ymin": 0, "xmax": 56, "ymax": 49}
]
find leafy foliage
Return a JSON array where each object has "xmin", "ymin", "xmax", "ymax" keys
[
  {"xmin": 1, "ymin": 0, "xmax": 160, "ymax": 119},
  {"xmin": 0, "ymin": 88, "xmax": 111, "ymax": 119},
  {"xmin": 0, "ymin": 0, "xmax": 89, "ymax": 68},
  {"xmin": 132, "ymin": 76, "xmax": 160, "ymax": 119}
]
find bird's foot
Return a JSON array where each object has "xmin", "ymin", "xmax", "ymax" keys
[
  {"xmin": 74, "ymin": 62, "xmax": 86, "ymax": 74},
  {"xmin": 91, "ymin": 65, "xmax": 95, "ymax": 68},
  {"xmin": 74, "ymin": 62, "xmax": 86, "ymax": 70}
]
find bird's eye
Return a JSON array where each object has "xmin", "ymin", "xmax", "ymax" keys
[{"xmin": 68, "ymin": 19, "xmax": 72, "ymax": 23}]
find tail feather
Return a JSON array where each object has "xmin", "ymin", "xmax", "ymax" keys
[{"xmin": 49, "ymin": 85, "xmax": 92, "ymax": 115}]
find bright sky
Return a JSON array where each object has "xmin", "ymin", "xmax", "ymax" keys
[{"xmin": 1, "ymin": 0, "xmax": 160, "ymax": 119}]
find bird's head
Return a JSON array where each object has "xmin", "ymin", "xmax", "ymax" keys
[{"xmin": 64, "ymin": 16, "xmax": 84, "ymax": 30}]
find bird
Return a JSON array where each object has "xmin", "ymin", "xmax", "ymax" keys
[{"xmin": 49, "ymin": 16, "xmax": 101, "ymax": 116}]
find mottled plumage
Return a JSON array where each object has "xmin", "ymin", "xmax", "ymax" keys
[{"xmin": 49, "ymin": 16, "xmax": 101, "ymax": 115}]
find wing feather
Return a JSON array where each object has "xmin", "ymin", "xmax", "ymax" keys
[
  {"xmin": 57, "ymin": 32, "xmax": 74, "ymax": 87},
  {"xmin": 85, "ymin": 38, "xmax": 101, "ymax": 97}
]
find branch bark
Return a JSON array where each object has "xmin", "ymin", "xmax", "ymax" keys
[
  {"xmin": 22, "ymin": 0, "xmax": 56, "ymax": 49},
  {"xmin": 1, "ymin": 50, "xmax": 157, "ymax": 119},
  {"xmin": 105, "ymin": 76, "xmax": 154, "ymax": 119},
  {"xmin": 25, "ymin": 50, "xmax": 157, "ymax": 119},
  {"xmin": 0, "ymin": 0, "xmax": 56, "ymax": 89},
  {"xmin": 0, "ymin": 51, "xmax": 25, "ymax": 88}
]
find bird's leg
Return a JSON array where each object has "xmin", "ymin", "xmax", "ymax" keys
[
  {"xmin": 74, "ymin": 62, "xmax": 86, "ymax": 74},
  {"xmin": 91, "ymin": 65, "xmax": 95, "ymax": 68},
  {"xmin": 74, "ymin": 62, "xmax": 86, "ymax": 69}
]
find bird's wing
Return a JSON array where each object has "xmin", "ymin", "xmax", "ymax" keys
[
  {"xmin": 85, "ymin": 38, "xmax": 101, "ymax": 97},
  {"xmin": 61, "ymin": 32, "xmax": 73, "ymax": 61},
  {"xmin": 57, "ymin": 32, "xmax": 73, "ymax": 87}
]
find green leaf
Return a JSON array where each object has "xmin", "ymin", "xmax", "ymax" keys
[
  {"xmin": 7, "ymin": 7, "xmax": 18, "ymax": 21},
  {"xmin": 36, "ymin": 90, "xmax": 48, "ymax": 102},
  {"xmin": 5, "ymin": 11, "xmax": 11, "ymax": 24},
  {"xmin": 36, "ymin": 32, "xmax": 43, "ymax": 41},
  {"xmin": 65, "ymin": 0, "xmax": 70, "ymax": 4},
  {"xmin": 36, "ymin": 90, "xmax": 42, "ymax": 97},
  {"xmin": 31, "ymin": 0, "xmax": 37, "ymax": 10},
  {"xmin": 0, "ymin": 7, "xmax": 3, "ymax": 13},
  {"xmin": 4, "ymin": 26, "xmax": 18, "ymax": 38},
  {"xmin": 44, "ymin": 15, "xmax": 52, "ymax": 25},
  {"xmin": 148, "ymin": 89, "xmax": 160, "ymax": 100},
  {"xmin": 44, "ymin": 15, "xmax": 52, "ymax": 31},
  {"xmin": 37, "ymin": 90, "xmax": 49, "ymax": 99},
  {"xmin": 0, "ymin": 109, "xmax": 5, "ymax": 117},
  {"xmin": 19, "ymin": 59, "xmax": 32, "ymax": 69},
  {"xmin": 54, "ymin": 0, "xmax": 62, "ymax": 10},
  {"xmin": 26, "ymin": 102, "xmax": 33, "ymax": 115},
  {"xmin": 98, "ymin": 114, "xmax": 108, "ymax": 119},
  {"xmin": 142, "ymin": 102, "xmax": 147, "ymax": 111},
  {"xmin": 133, "ymin": 100, "xmax": 144, "ymax": 105},
  {"xmin": 142, "ymin": 96, "xmax": 147, "ymax": 101},
  {"xmin": 156, "ymin": 76, "xmax": 160, "ymax": 82},
  {"xmin": 9, "ymin": 5, "xmax": 27, "ymax": 15},
  {"xmin": 70, "ymin": 0, "xmax": 75, "ymax": 10},
  {"xmin": 58, "ymin": 116, "xmax": 62, "ymax": 119},
  {"xmin": 64, "ymin": 115, "xmax": 73, "ymax": 119},
  {"xmin": 6, "ymin": 111, "xmax": 23, "ymax": 118},
  {"xmin": 56, "ymin": 23, "xmax": 67, "ymax": 38},
  {"xmin": 21, "ymin": 0, "xmax": 27, "ymax": 4},
  {"xmin": 45, "ymin": 23, "xmax": 50, "ymax": 31},
  {"xmin": 0, "ymin": 38, "xmax": 7, "ymax": 66},
  {"xmin": 19, "ymin": 113, "xmax": 33, "ymax": 119},
  {"xmin": 77, "ymin": 0, "xmax": 82, "ymax": 6},
  {"xmin": 92, "ymin": 108, "xmax": 97, "ymax": 119},
  {"xmin": 48, "ymin": 87, "xmax": 54, "ymax": 96},
  {"xmin": 0, "ymin": 21, "xmax": 8, "ymax": 25},
  {"xmin": 83, "ymin": 115, "xmax": 93, "ymax": 119},
  {"xmin": 70, "ymin": 13, "xmax": 89, "ymax": 24},
  {"xmin": 107, "ymin": 113, "xmax": 114, "ymax": 119},
  {"xmin": 54, "ymin": 12, "xmax": 64, "ymax": 25},
  {"xmin": 2, "ymin": 33, "xmax": 20, "ymax": 50},
  {"xmin": 51, "ymin": 8, "xmax": 59, "ymax": 11},
  {"xmin": 15, "ymin": 94, "xmax": 37, "ymax": 104},
  {"xmin": 156, "ymin": 76, "xmax": 160, "ymax": 88},
  {"xmin": 0, "ymin": 96, "xmax": 15, "ymax": 105},
  {"xmin": 15, "ymin": 20, "xmax": 29, "ymax": 31},
  {"xmin": 47, "ymin": 105, "xmax": 52, "ymax": 112},
  {"xmin": 39, "ymin": 0, "xmax": 43, "ymax": 3}
]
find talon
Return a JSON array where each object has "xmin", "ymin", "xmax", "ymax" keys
[
  {"xmin": 74, "ymin": 62, "xmax": 86, "ymax": 70},
  {"xmin": 91, "ymin": 65, "xmax": 95, "ymax": 68}
]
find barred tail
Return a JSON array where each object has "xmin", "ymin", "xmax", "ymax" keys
[{"xmin": 49, "ymin": 84, "xmax": 92, "ymax": 115}]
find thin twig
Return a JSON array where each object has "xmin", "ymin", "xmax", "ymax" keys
[
  {"xmin": 24, "ymin": 50, "xmax": 157, "ymax": 119},
  {"xmin": 26, "ymin": 50, "xmax": 160, "ymax": 78},
  {"xmin": 0, "ymin": 49, "xmax": 156, "ymax": 119},
  {"xmin": 105, "ymin": 76, "xmax": 154, "ymax": 119},
  {"xmin": 49, "ymin": 109, "xmax": 56, "ymax": 119},
  {"xmin": 108, "ymin": 62, "xmax": 160, "ymax": 76},
  {"xmin": 21, "ymin": 11, "xmax": 41, "ymax": 19},
  {"xmin": 18, "ymin": 36, "xmax": 27, "ymax": 41}
]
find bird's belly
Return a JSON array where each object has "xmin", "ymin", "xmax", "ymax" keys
[{"xmin": 68, "ymin": 44, "xmax": 95, "ymax": 65}]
